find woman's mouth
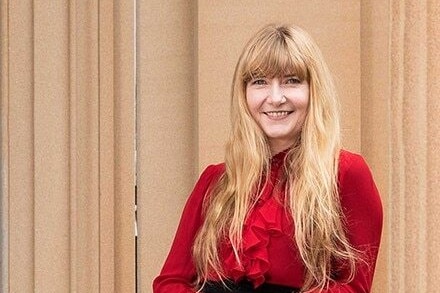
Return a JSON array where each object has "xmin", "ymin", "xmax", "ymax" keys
[{"xmin": 263, "ymin": 110, "xmax": 293, "ymax": 119}]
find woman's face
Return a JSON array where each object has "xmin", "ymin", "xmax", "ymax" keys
[{"xmin": 246, "ymin": 75, "xmax": 309, "ymax": 154}]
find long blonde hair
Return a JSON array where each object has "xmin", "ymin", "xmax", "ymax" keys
[{"xmin": 193, "ymin": 24, "xmax": 359, "ymax": 291}]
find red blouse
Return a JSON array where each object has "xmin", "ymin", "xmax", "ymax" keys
[{"xmin": 153, "ymin": 150, "xmax": 383, "ymax": 292}]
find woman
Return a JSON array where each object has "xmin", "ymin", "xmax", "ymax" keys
[{"xmin": 153, "ymin": 24, "xmax": 383, "ymax": 293}]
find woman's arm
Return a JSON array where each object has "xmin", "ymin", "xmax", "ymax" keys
[
  {"xmin": 309, "ymin": 152, "xmax": 383, "ymax": 293},
  {"xmin": 153, "ymin": 164, "xmax": 224, "ymax": 293}
]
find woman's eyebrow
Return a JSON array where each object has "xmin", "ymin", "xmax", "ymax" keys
[
  {"xmin": 282, "ymin": 73, "xmax": 298, "ymax": 77},
  {"xmin": 249, "ymin": 74, "xmax": 266, "ymax": 79}
]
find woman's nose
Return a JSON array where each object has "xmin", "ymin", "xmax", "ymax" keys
[{"xmin": 268, "ymin": 84, "xmax": 285, "ymax": 106}]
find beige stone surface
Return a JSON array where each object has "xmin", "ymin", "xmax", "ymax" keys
[
  {"xmin": 1, "ymin": 1, "xmax": 135, "ymax": 292},
  {"xmin": 136, "ymin": 1, "xmax": 197, "ymax": 291},
  {"xmin": 360, "ymin": 1, "xmax": 391, "ymax": 291}
]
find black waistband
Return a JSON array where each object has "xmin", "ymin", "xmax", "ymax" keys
[{"xmin": 202, "ymin": 279, "xmax": 300, "ymax": 293}]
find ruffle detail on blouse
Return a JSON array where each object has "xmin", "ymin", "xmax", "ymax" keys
[
  {"xmin": 221, "ymin": 188, "xmax": 293, "ymax": 288},
  {"xmin": 219, "ymin": 149, "xmax": 292, "ymax": 288}
]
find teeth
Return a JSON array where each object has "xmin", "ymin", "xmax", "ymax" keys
[{"xmin": 265, "ymin": 111, "xmax": 291, "ymax": 117}]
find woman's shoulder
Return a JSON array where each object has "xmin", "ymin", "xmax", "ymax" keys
[
  {"xmin": 338, "ymin": 149, "xmax": 374, "ymax": 182},
  {"xmin": 196, "ymin": 163, "xmax": 225, "ymax": 186},
  {"xmin": 185, "ymin": 163, "xmax": 225, "ymax": 206},
  {"xmin": 201, "ymin": 163, "xmax": 225, "ymax": 178},
  {"xmin": 339, "ymin": 149, "xmax": 369, "ymax": 168},
  {"xmin": 337, "ymin": 150, "xmax": 383, "ymax": 227},
  {"xmin": 339, "ymin": 149, "xmax": 373, "ymax": 182}
]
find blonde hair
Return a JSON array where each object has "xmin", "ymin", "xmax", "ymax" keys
[{"xmin": 193, "ymin": 24, "xmax": 359, "ymax": 291}]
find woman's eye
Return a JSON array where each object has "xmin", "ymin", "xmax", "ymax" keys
[
  {"xmin": 252, "ymin": 79, "xmax": 267, "ymax": 85},
  {"xmin": 285, "ymin": 77, "xmax": 301, "ymax": 84}
]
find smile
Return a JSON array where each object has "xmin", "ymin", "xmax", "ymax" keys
[{"xmin": 263, "ymin": 111, "xmax": 293, "ymax": 118}]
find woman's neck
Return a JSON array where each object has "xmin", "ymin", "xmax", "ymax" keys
[{"xmin": 269, "ymin": 141, "xmax": 294, "ymax": 156}]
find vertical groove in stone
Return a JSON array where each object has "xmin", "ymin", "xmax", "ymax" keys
[
  {"xmin": 68, "ymin": 1, "xmax": 78, "ymax": 291},
  {"xmin": 98, "ymin": 0, "xmax": 115, "ymax": 291},
  {"xmin": 390, "ymin": 1, "xmax": 406, "ymax": 291},
  {"xmin": 113, "ymin": 0, "xmax": 136, "ymax": 291},
  {"xmin": 0, "ymin": 0, "xmax": 9, "ymax": 291},
  {"xmin": 75, "ymin": 1, "xmax": 100, "ymax": 291},
  {"xmin": 402, "ymin": 0, "xmax": 428, "ymax": 291},
  {"xmin": 426, "ymin": 1, "xmax": 440, "ymax": 292}
]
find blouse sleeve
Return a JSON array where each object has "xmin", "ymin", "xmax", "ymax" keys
[
  {"xmin": 152, "ymin": 164, "xmax": 223, "ymax": 293},
  {"xmin": 310, "ymin": 152, "xmax": 383, "ymax": 293}
]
